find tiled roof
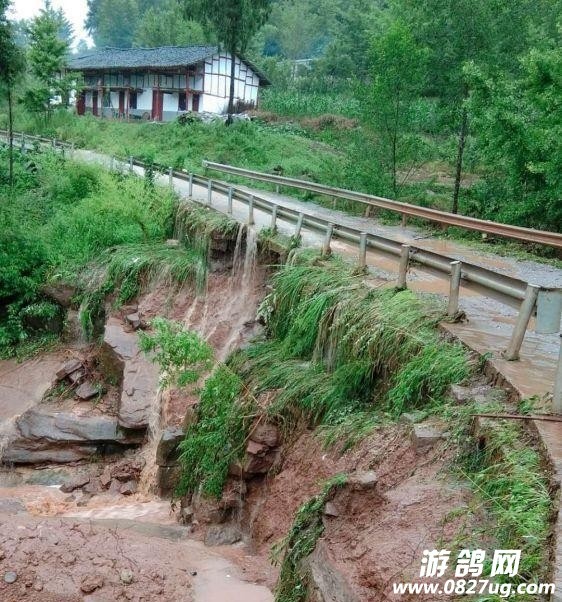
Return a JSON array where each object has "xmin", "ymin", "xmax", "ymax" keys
[{"xmin": 69, "ymin": 46, "xmax": 270, "ymax": 84}]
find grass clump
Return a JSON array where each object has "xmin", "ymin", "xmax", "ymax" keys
[
  {"xmin": 234, "ymin": 254, "xmax": 470, "ymax": 442},
  {"xmin": 176, "ymin": 364, "xmax": 250, "ymax": 498},
  {"xmin": 445, "ymin": 399, "xmax": 553, "ymax": 600},
  {"xmin": 78, "ymin": 242, "xmax": 206, "ymax": 339},
  {"xmin": 272, "ymin": 473, "xmax": 348, "ymax": 602}
]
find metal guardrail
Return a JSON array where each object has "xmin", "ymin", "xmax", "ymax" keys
[
  {"xmin": 3, "ymin": 130, "xmax": 562, "ymax": 402},
  {"xmin": 202, "ymin": 160, "xmax": 562, "ymax": 250}
]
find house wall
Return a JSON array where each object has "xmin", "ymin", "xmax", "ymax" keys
[{"xmin": 78, "ymin": 54, "xmax": 262, "ymax": 120}]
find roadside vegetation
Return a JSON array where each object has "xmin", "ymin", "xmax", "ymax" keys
[{"xmin": 0, "ymin": 146, "xmax": 189, "ymax": 357}]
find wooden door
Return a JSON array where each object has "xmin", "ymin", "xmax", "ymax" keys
[
  {"xmin": 118, "ymin": 90, "xmax": 125, "ymax": 116},
  {"xmin": 192, "ymin": 94, "xmax": 200, "ymax": 112},
  {"xmin": 76, "ymin": 91, "xmax": 85, "ymax": 116},
  {"xmin": 92, "ymin": 90, "xmax": 98, "ymax": 116},
  {"xmin": 151, "ymin": 89, "xmax": 163, "ymax": 121}
]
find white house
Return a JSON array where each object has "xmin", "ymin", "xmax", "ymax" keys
[{"xmin": 69, "ymin": 46, "xmax": 270, "ymax": 121}]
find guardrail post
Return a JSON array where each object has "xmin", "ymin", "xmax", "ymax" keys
[
  {"xmin": 188, "ymin": 173, "xmax": 194, "ymax": 197},
  {"xmin": 248, "ymin": 195, "xmax": 255, "ymax": 225},
  {"xmin": 207, "ymin": 180, "xmax": 212, "ymax": 205},
  {"xmin": 503, "ymin": 284, "xmax": 540, "ymax": 361},
  {"xmin": 295, "ymin": 212, "xmax": 304, "ymax": 239},
  {"xmin": 401, "ymin": 213, "xmax": 408, "ymax": 228},
  {"xmin": 70, "ymin": 142, "xmax": 75, "ymax": 157},
  {"xmin": 20, "ymin": 133, "xmax": 25, "ymax": 150},
  {"xmin": 129, "ymin": 156, "xmax": 133, "ymax": 172},
  {"xmin": 397, "ymin": 244, "xmax": 411, "ymax": 289},
  {"xmin": 358, "ymin": 232, "xmax": 367, "ymax": 270},
  {"xmin": 321, "ymin": 223, "xmax": 334, "ymax": 258},
  {"xmin": 109, "ymin": 156, "xmax": 114, "ymax": 171},
  {"xmin": 553, "ymin": 335, "xmax": 562, "ymax": 414},
  {"xmin": 227, "ymin": 187, "xmax": 233, "ymax": 214},
  {"xmin": 51, "ymin": 138, "xmax": 56, "ymax": 150},
  {"xmin": 271, "ymin": 205, "xmax": 278, "ymax": 231},
  {"xmin": 447, "ymin": 261, "xmax": 462, "ymax": 317},
  {"xmin": 275, "ymin": 184, "xmax": 280, "ymax": 194},
  {"xmin": 168, "ymin": 167, "xmax": 173, "ymax": 187}
]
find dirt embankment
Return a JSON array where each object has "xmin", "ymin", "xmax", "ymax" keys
[{"xmin": 231, "ymin": 422, "xmax": 472, "ymax": 601}]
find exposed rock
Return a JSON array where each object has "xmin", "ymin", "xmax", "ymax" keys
[
  {"xmin": 166, "ymin": 239, "xmax": 180, "ymax": 248},
  {"xmin": 80, "ymin": 574, "xmax": 104, "ymax": 593},
  {"xmin": 100, "ymin": 467, "xmax": 112, "ymax": 488},
  {"xmin": 120, "ymin": 569, "xmax": 134, "ymax": 585},
  {"xmin": 111, "ymin": 458, "xmax": 144, "ymax": 482},
  {"xmin": 125, "ymin": 313, "xmax": 142, "ymax": 330},
  {"xmin": 304, "ymin": 540, "xmax": 360, "ymax": 602},
  {"xmin": 83, "ymin": 478, "xmax": 102, "ymax": 494},
  {"xmin": 15, "ymin": 406, "xmax": 136, "ymax": 443},
  {"xmin": 204, "ymin": 524, "xmax": 242, "ymax": 547},
  {"xmin": 449, "ymin": 383, "xmax": 506, "ymax": 405},
  {"xmin": 4, "ymin": 571, "xmax": 17, "ymax": 584},
  {"xmin": 75, "ymin": 381, "xmax": 102, "ymax": 401},
  {"xmin": 323, "ymin": 502, "xmax": 340, "ymax": 517},
  {"xmin": 246, "ymin": 440, "xmax": 269, "ymax": 456},
  {"xmin": 68, "ymin": 369, "xmax": 85, "ymax": 385},
  {"xmin": 348, "ymin": 471, "xmax": 378, "ymax": 491},
  {"xmin": 2, "ymin": 441, "xmax": 97, "ymax": 464},
  {"xmin": 60, "ymin": 474, "xmax": 90, "ymax": 493},
  {"xmin": 55, "ymin": 359, "xmax": 82, "ymax": 380},
  {"xmin": 0, "ymin": 498, "xmax": 26, "ymax": 515},
  {"xmin": 249, "ymin": 422, "xmax": 280, "ymax": 447},
  {"xmin": 156, "ymin": 465, "xmax": 182, "ymax": 497},
  {"xmin": 2, "ymin": 405, "xmax": 143, "ymax": 464},
  {"xmin": 62, "ymin": 309, "xmax": 83, "ymax": 343},
  {"xmin": 411, "ymin": 424, "xmax": 445, "ymax": 450},
  {"xmin": 104, "ymin": 317, "xmax": 159, "ymax": 429},
  {"xmin": 182, "ymin": 405, "xmax": 198, "ymax": 430},
  {"xmin": 120, "ymin": 481, "xmax": 137, "ymax": 496},
  {"xmin": 243, "ymin": 449, "xmax": 280, "ymax": 475},
  {"xmin": 156, "ymin": 427, "xmax": 184, "ymax": 466},
  {"xmin": 42, "ymin": 283, "xmax": 76, "ymax": 308}
]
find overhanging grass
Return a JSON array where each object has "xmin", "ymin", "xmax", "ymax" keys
[
  {"xmin": 233, "ymin": 253, "xmax": 471, "ymax": 435},
  {"xmin": 78, "ymin": 242, "xmax": 206, "ymax": 339}
]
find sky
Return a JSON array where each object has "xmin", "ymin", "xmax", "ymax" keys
[{"xmin": 10, "ymin": 0, "xmax": 93, "ymax": 47}]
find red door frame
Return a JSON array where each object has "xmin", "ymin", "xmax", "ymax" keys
[
  {"xmin": 92, "ymin": 90, "xmax": 99, "ymax": 116},
  {"xmin": 151, "ymin": 89, "xmax": 163, "ymax": 121},
  {"xmin": 76, "ymin": 91, "xmax": 85, "ymax": 115},
  {"xmin": 118, "ymin": 90, "xmax": 125, "ymax": 117}
]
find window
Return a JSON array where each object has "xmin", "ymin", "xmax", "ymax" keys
[
  {"xmin": 178, "ymin": 92, "xmax": 187, "ymax": 111},
  {"xmin": 129, "ymin": 92, "xmax": 137, "ymax": 110}
]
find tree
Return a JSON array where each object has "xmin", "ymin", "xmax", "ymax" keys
[
  {"xmin": 0, "ymin": 0, "xmax": 25, "ymax": 188},
  {"xmin": 363, "ymin": 20, "xmax": 427, "ymax": 198},
  {"xmin": 186, "ymin": 0, "xmax": 271, "ymax": 122},
  {"xmin": 466, "ymin": 44, "xmax": 562, "ymax": 230},
  {"xmin": 24, "ymin": 1, "xmax": 72, "ymax": 118},
  {"xmin": 390, "ymin": 0, "xmax": 495, "ymax": 213},
  {"xmin": 87, "ymin": 0, "xmax": 140, "ymax": 47},
  {"xmin": 134, "ymin": 0, "xmax": 208, "ymax": 47}
]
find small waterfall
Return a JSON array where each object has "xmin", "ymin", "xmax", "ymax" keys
[
  {"xmin": 242, "ymin": 226, "xmax": 257, "ymax": 288},
  {"xmin": 138, "ymin": 387, "xmax": 164, "ymax": 496},
  {"xmin": 230, "ymin": 223, "xmax": 245, "ymax": 288},
  {"xmin": 0, "ymin": 418, "xmax": 17, "ymax": 466}
]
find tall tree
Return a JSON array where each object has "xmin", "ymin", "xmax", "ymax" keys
[
  {"xmin": 0, "ymin": 0, "xmax": 25, "ymax": 188},
  {"xmin": 134, "ymin": 0, "xmax": 208, "ymax": 47},
  {"xmin": 391, "ymin": 0, "xmax": 495, "ymax": 213},
  {"xmin": 363, "ymin": 20, "xmax": 427, "ymax": 198},
  {"xmin": 25, "ymin": 1, "xmax": 72, "ymax": 118},
  {"xmin": 87, "ymin": 0, "xmax": 140, "ymax": 47},
  {"xmin": 187, "ymin": 0, "xmax": 271, "ymax": 122}
]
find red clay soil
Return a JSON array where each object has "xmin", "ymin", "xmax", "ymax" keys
[
  {"xmin": 244, "ymin": 424, "xmax": 472, "ymax": 601},
  {"xmin": 136, "ymin": 267, "xmax": 267, "ymax": 427},
  {"xmin": 0, "ymin": 512, "xmax": 194, "ymax": 601}
]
